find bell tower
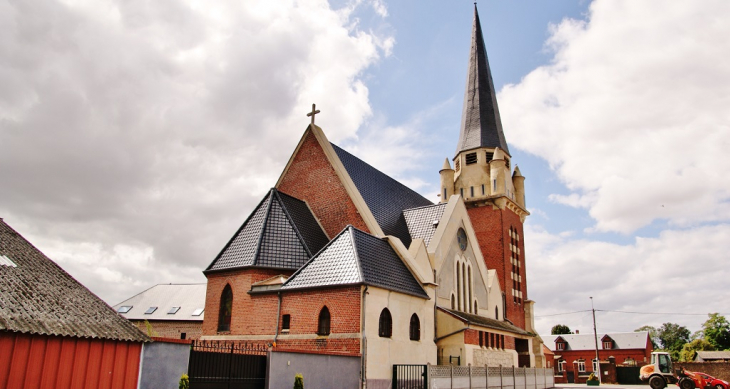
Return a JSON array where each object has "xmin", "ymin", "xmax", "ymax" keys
[{"xmin": 440, "ymin": 5, "xmax": 530, "ymax": 329}]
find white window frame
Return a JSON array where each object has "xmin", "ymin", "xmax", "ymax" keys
[
  {"xmin": 556, "ymin": 342, "xmax": 565, "ymax": 350},
  {"xmin": 577, "ymin": 361, "xmax": 586, "ymax": 373},
  {"xmin": 603, "ymin": 341, "xmax": 611, "ymax": 349},
  {"xmin": 593, "ymin": 359, "xmax": 599, "ymax": 372},
  {"xmin": 558, "ymin": 360, "xmax": 566, "ymax": 373}
]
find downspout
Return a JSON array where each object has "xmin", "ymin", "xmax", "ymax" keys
[
  {"xmin": 273, "ymin": 291, "xmax": 282, "ymax": 345},
  {"xmin": 361, "ymin": 285, "xmax": 368, "ymax": 389}
]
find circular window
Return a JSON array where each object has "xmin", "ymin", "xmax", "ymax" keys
[{"xmin": 457, "ymin": 228, "xmax": 467, "ymax": 251}]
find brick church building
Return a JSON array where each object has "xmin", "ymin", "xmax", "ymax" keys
[{"xmin": 200, "ymin": 6, "xmax": 545, "ymax": 388}]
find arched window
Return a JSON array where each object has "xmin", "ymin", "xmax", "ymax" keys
[
  {"xmin": 379, "ymin": 308, "xmax": 392, "ymax": 338},
  {"xmin": 317, "ymin": 306, "xmax": 330, "ymax": 335},
  {"xmin": 495, "ymin": 306, "xmax": 498, "ymax": 320},
  {"xmin": 468, "ymin": 265, "xmax": 472, "ymax": 313},
  {"xmin": 218, "ymin": 284, "xmax": 233, "ymax": 332},
  {"xmin": 474, "ymin": 300, "xmax": 478, "ymax": 313},
  {"xmin": 409, "ymin": 314, "xmax": 420, "ymax": 341},
  {"xmin": 450, "ymin": 294, "xmax": 455, "ymax": 310},
  {"xmin": 456, "ymin": 264, "xmax": 461, "ymax": 311},
  {"xmin": 461, "ymin": 263, "xmax": 466, "ymax": 311}
]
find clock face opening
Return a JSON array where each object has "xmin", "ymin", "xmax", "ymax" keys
[{"xmin": 457, "ymin": 228, "xmax": 467, "ymax": 251}]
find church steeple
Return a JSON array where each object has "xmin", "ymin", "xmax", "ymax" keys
[{"xmin": 456, "ymin": 5, "xmax": 510, "ymax": 158}]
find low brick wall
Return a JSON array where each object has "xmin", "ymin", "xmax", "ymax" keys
[{"xmin": 675, "ymin": 362, "xmax": 730, "ymax": 381}]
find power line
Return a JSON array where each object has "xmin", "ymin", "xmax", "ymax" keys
[
  {"xmin": 536, "ymin": 309, "xmax": 730, "ymax": 318},
  {"xmin": 535, "ymin": 310, "xmax": 591, "ymax": 318}
]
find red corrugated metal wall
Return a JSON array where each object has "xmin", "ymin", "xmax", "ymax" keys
[{"xmin": 0, "ymin": 332, "xmax": 143, "ymax": 389}]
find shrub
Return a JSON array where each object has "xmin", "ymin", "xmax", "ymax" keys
[
  {"xmin": 179, "ymin": 373, "xmax": 189, "ymax": 389},
  {"xmin": 293, "ymin": 373, "xmax": 304, "ymax": 389}
]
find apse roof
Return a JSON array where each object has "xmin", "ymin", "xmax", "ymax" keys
[
  {"xmin": 403, "ymin": 203, "xmax": 448, "ymax": 247},
  {"xmin": 0, "ymin": 219, "xmax": 149, "ymax": 342},
  {"xmin": 331, "ymin": 144, "xmax": 433, "ymax": 246},
  {"xmin": 205, "ymin": 189, "xmax": 329, "ymax": 272},
  {"xmin": 456, "ymin": 5, "xmax": 510, "ymax": 157},
  {"xmin": 281, "ymin": 226, "xmax": 428, "ymax": 298}
]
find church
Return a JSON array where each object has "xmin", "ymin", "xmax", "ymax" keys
[{"xmin": 200, "ymin": 6, "xmax": 546, "ymax": 388}]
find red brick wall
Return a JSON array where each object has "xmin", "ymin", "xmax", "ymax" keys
[
  {"xmin": 464, "ymin": 329, "xmax": 515, "ymax": 350},
  {"xmin": 276, "ymin": 287, "xmax": 361, "ymax": 355},
  {"xmin": 277, "ymin": 130, "xmax": 369, "ymax": 238},
  {"xmin": 131, "ymin": 320, "xmax": 202, "ymax": 340},
  {"xmin": 556, "ymin": 349, "xmax": 651, "ymax": 375},
  {"xmin": 203, "ymin": 268, "xmax": 288, "ymax": 336},
  {"xmin": 467, "ymin": 205, "xmax": 527, "ymax": 329}
]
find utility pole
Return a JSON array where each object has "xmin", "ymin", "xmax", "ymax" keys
[{"xmin": 591, "ymin": 297, "xmax": 601, "ymax": 383}]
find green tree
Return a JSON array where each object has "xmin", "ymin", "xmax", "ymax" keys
[
  {"xmin": 635, "ymin": 325, "xmax": 659, "ymax": 349},
  {"xmin": 294, "ymin": 373, "xmax": 304, "ymax": 389},
  {"xmin": 701, "ymin": 313, "xmax": 730, "ymax": 351},
  {"xmin": 657, "ymin": 323, "xmax": 690, "ymax": 360},
  {"xmin": 679, "ymin": 338, "xmax": 714, "ymax": 362},
  {"xmin": 551, "ymin": 324, "xmax": 572, "ymax": 335}
]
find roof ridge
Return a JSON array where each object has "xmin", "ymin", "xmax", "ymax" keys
[
  {"xmin": 349, "ymin": 226, "xmax": 365, "ymax": 282},
  {"xmin": 271, "ymin": 188, "xmax": 314, "ymax": 257},
  {"xmin": 403, "ymin": 202, "xmax": 447, "ymax": 213},
  {"xmin": 281, "ymin": 225, "xmax": 353, "ymax": 288},
  {"xmin": 251, "ymin": 188, "xmax": 276, "ymax": 265},
  {"xmin": 204, "ymin": 189, "xmax": 273, "ymax": 271}
]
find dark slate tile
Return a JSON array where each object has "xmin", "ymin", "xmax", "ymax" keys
[{"xmin": 403, "ymin": 203, "xmax": 448, "ymax": 247}]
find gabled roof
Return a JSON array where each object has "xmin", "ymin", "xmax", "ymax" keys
[
  {"xmin": 542, "ymin": 331, "xmax": 650, "ymax": 351},
  {"xmin": 696, "ymin": 351, "xmax": 730, "ymax": 360},
  {"xmin": 0, "ymin": 219, "xmax": 148, "ymax": 342},
  {"xmin": 403, "ymin": 203, "xmax": 448, "ymax": 247},
  {"xmin": 281, "ymin": 226, "xmax": 429, "ymax": 298},
  {"xmin": 332, "ymin": 144, "xmax": 433, "ymax": 247},
  {"xmin": 206, "ymin": 188, "xmax": 329, "ymax": 272},
  {"xmin": 113, "ymin": 284, "xmax": 206, "ymax": 321},
  {"xmin": 438, "ymin": 307, "xmax": 530, "ymax": 336},
  {"xmin": 456, "ymin": 5, "xmax": 510, "ymax": 157}
]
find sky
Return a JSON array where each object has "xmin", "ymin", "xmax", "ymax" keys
[{"xmin": 2, "ymin": 0, "xmax": 730, "ymax": 338}]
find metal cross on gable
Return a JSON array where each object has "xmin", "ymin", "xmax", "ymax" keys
[{"xmin": 306, "ymin": 104, "xmax": 320, "ymax": 124}]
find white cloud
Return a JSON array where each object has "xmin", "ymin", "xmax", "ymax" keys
[
  {"xmin": 500, "ymin": 0, "xmax": 730, "ymax": 234},
  {"xmin": 526, "ymin": 222, "xmax": 730, "ymax": 336},
  {"xmin": 0, "ymin": 0, "xmax": 393, "ymax": 303}
]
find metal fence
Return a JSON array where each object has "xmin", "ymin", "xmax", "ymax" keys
[
  {"xmin": 394, "ymin": 364, "xmax": 428, "ymax": 389},
  {"xmin": 188, "ymin": 340, "xmax": 268, "ymax": 389},
  {"xmin": 428, "ymin": 365, "xmax": 554, "ymax": 389}
]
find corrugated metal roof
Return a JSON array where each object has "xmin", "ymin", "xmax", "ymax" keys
[
  {"xmin": 403, "ymin": 203, "xmax": 448, "ymax": 246},
  {"xmin": 206, "ymin": 188, "xmax": 329, "ymax": 272},
  {"xmin": 281, "ymin": 226, "xmax": 429, "ymax": 298},
  {"xmin": 331, "ymin": 144, "xmax": 433, "ymax": 247},
  {"xmin": 0, "ymin": 219, "xmax": 149, "ymax": 342},
  {"xmin": 113, "ymin": 284, "xmax": 207, "ymax": 321},
  {"xmin": 439, "ymin": 307, "xmax": 530, "ymax": 336},
  {"xmin": 542, "ymin": 331, "xmax": 650, "ymax": 351}
]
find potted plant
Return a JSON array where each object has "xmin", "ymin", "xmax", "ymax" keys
[{"xmin": 587, "ymin": 372, "xmax": 600, "ymax": 386}]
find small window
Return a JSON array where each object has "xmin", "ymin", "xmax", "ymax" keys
[
  {"xmin": 282, "ymin": 314, "xmax": 291, "ymax": 331},
  {"xmin": 465, "ymin": 152, "xmax": 477, "ymax": 165},
  {"xmin": 168, "ymin": 307, "xmax": 180, "ymax": 314},
  {"xmin": 603, "ymin": 341, "xmax": 612, "ymax": 349},
  {"xmin": 379, "ymin": 308, "xmax": 392, "ymax": 338},
  {"xmin": 474, "ymin": 300, "xmax": 478, "ymax": 313},
  {"xmin": 460, "ymin": 188, "xmax": 464, "ymax": 198},
  {"xmin": 451, "ymin": 294, "xmax": 455, "ymax": 310},
  {"xmin": 578, "ymin": 360, "xmax": 586, "ymax": 372},
  {"xmin": 218, "ymin": 284, "xmax": 233, "ymax": 332},
  {"xmin": 495, "ymin": 306, "xmax": 498, "ymax": 320},
  {"xmin": 479, "ymin": 331, "xmax": 483, "ymax": 347},
  {"xmin": 470, "ymin": 186, "xmax": 474, "ymax": 197},
  {"xmin": 455, "ymin": 159, "xmax": 461, "ymax": 172},
  {"xmin": 443, "ymin": 188, "xmax": 447, "ymax": 199},
  {"xmin": 558, "ymin": 360, "xmax": 566, "ymax": 373},
  {"xmin": 593, "ymin": 359, "xmax": 599, "ymax": 372},
  {"xmin": 180, "ymin": 332, "xmax": 186, "ymax": 340},
  {"xmin": 409, "ymin": 314, "xmax": 420, "ymax": 341},
  {"xmin": 557, "ymin": 342, "xmax": 565, "ymax": 350},
  {"xmin": 192, "ymin": 308, "xmax": 204, "ymax": 316},
  {"xmin": 145, "ymin": 307, "xmax": 158, "ymax": 314},
  {"xmin": 481, "ymin": 184, "xmax": 485, "ymax": 195},
  {"xmin": 317, "ymin": 306, "xmax": 330, "ymax": 336},
  {"xmin": 117, "ymin": 306, "xmax": 133, "ymax": 313},
  {"xmin": 505, "ymin": 159, "xmax": 510, "ymax": 169},
  {"xmin": 493, "ymin": 180, "xmax": 497, "ymax": 191}
]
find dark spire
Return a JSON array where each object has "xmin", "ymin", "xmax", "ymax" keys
[{"xmin": 455, "ymin": 5, "xmax": 510, "ymax": 157}]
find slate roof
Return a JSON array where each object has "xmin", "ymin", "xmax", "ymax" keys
[
  {"xmin": 0, "ymin": 219, "xmax": 149, "ymax": 342},
  {"xmin": 456, "ymin": 5, "xmax": 510, "ymax": 157},
  {"xmin": 542, "ymin": 332, "xmax": 650, "ymax": 351},
  {"xmin": 113, "ymin": 284, "xmax": 206, "ymax": 321},
  {"xmin": 403, "ymin": 203, "xmax": 448, "ymax": 247},
  {"xmin": 206, "ymin": 188, "xmax": 329, "ymax": 272},
  {"xmin": 281, "ymin": 226, "xmax": 429, "ymax": 298},
  {"xmin": 331, "ymin": 144, "xmax": 433, "ymax": 247},
  {"xmin": 439, "ymin": 307, "xmax": 530, "ymax": 336}
]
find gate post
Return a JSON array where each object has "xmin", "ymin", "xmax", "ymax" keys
[
  {"xmin": 512, "ymin": 366, "xmax": 516, "ymax": 389},
  {"xmin": 426, "ymin": 363, "xmax": 431, "ymax": 389},
  {"xmin": 485, "ymin": 365, "xmax": 489, "ymax": 389},
  {"xmin": 392, "ymin": 365, "xmax": 397, "ymax": 389},
  {"xmin": 469, "ymin": 364, "xmax": 472, "ymax": 389},
  {"xmin": 499, "ymin": 365, "xmax": 503, "ymax": 389},
  {"xmin": 451, "ymin": 364, "xmax": 454, "ymax": 389}
]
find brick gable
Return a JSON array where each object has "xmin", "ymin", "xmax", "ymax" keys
[{"xmin": 277, "ymin": 130, "xmax": 369, "ymax": 238}]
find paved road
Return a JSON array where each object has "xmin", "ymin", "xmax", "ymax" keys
[{"xmin": 553, "ymin": 385, "xmax": 648, "ymax": 389}]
